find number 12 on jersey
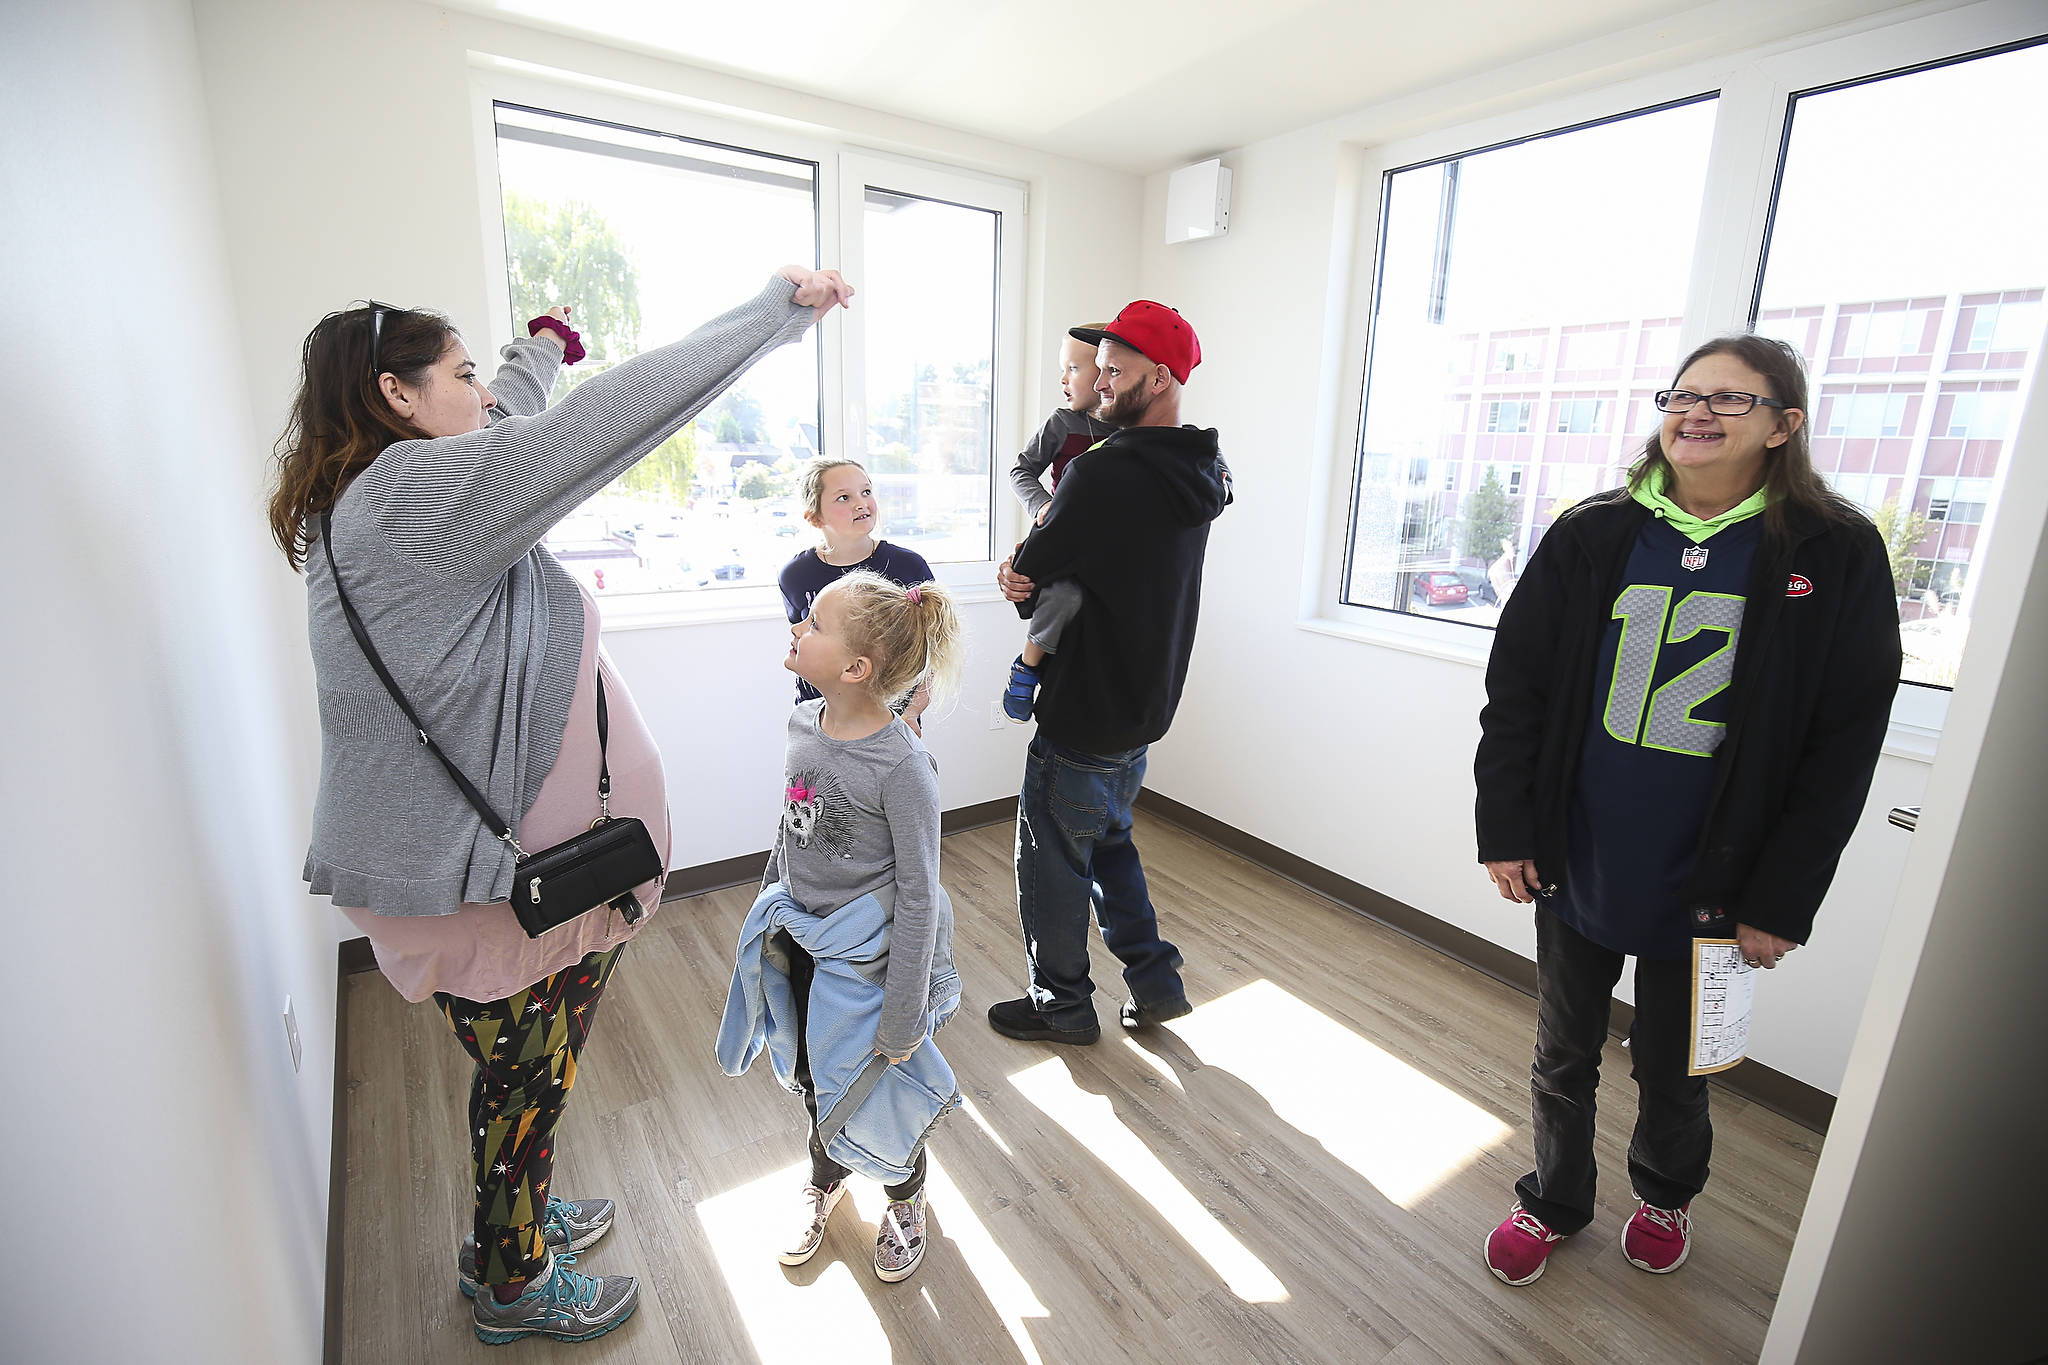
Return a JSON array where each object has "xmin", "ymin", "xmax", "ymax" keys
[{"xmin": 1602, "ymin": 585, "xmax": 1746, "ymax": 759}]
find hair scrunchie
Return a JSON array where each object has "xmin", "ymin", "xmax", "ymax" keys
[{"xmin": 526, "ymin": 314, "xmax": 586, "ymax": 365}]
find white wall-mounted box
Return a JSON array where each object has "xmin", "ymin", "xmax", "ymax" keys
[{"xmin": 1165, "ymin": 157, "xmax": 1231, "ymax": 243}]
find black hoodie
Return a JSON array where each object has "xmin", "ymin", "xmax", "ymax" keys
[{"xmin": 1011, "ymin": 424, "xmax": 1231, "ymax": 753}]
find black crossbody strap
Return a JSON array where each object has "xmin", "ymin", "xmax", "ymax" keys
[
  {"xmin": 320, "ymin": 511, "xmax": 613, "ymax": 856},
  {"xmin": 595, "ymin": 663, "xmax": 612, "ymax": 819}
]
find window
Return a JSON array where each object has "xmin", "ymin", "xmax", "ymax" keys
[
  {"xmin": 1945, "ymin": 390, "xmax": 2015, "ymax": 439},
  {"xmin": 1485, "ymin": 400, "xmax": 1533, "ymax": 433},
  {"xmin": 1839, "ymin": 306, "xmax": 1915, "ymax": 358},
  {"xmin": 1964, "ymin": 297, "xmax": 2041, "ymax": 353},
  {"xmin": 854, "ymin": 187, "xmax": 999, "ymax": 566},
  {"xmin": 488, "ymin": 102, "xmax": 1021, "ymax": 607},
  {"xmin": 1334, "ymin": 32, "xmax": 2047, "ymax": 694},
  {"xmin": 1494, "ymin": 338, "xmax": 1544, "ymax": 373},
  {"xmin": 1340, "ymin": 96, "xmax": 1718, "ymax": 621},
  {"xmin": 1553, "ymin": 399, "xmax": 1608, "ymax": 434},
  {"xmin": 1755, "ymin": 42, "xmax": 2048, "ymax": 685},
  {"xmin": 1824, "ymin": 391, "xmax": 1909, "ymax": 438},
  {"xmin": 1826, "ymin": 471, "xmax": 1891, "ymax": 513}
]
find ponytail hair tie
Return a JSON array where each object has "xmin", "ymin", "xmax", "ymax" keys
[{"xmin": 906, "ymin": 585, "xmax": 924, "ymax": 605}]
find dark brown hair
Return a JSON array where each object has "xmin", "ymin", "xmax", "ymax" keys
[
  {"xmin": 266, "ymin": 303, "xmax": 458, "ymax": 567},
  {"xmin": 1628, "ymin": 333, "xmax": 1859, "ymax": 545}
]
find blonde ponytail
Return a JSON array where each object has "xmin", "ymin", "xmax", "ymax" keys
[{"xmin": 827, "ymin": 570, "xmax": 965, "ymax": 709}]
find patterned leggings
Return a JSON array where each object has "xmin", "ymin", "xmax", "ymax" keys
[{"xmin": 435, "ymin": 945, "xmax": 624, "ymax": 1285}]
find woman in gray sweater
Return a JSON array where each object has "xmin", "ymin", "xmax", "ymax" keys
[{"xmin": 268, "ymin": 265, "xmax": 851, "ymax": 1346}]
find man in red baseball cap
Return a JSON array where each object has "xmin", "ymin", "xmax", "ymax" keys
[
  {"xmin": 986, "ymin": 301, "xmax": 1231, "ymax": 1046},
  {"xmin": 1068, "ymin": 299, "xmax": 1202, "ymax": 388}
]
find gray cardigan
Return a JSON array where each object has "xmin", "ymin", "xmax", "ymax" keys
[{"xmin": 303, "ymin": 276, "xmax": 814, "ymax": 916}]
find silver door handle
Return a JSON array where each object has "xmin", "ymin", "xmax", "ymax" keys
[{"xmin": 1888, "ymin": 806, "xmax": 1920, "ymax": 832}]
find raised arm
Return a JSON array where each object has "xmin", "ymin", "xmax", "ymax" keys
[
  {"xmin": 484, "ymin": 306, "xmax": 573, "ymax": 418},
  {"xmin": 354, "ymin": 270, "xmax": 848, "ymax": 583}
]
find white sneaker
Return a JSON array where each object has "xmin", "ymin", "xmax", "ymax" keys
[
  {"xmin": 780, "ymin": 1181, "xmax": 846, "ymax": 1266},
  {"xmin": 873, "ymin": 1190, "xmax": 929, "ymax": 1282}
]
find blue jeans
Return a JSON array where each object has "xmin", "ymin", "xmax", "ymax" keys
[{"xmin": 1014, "ymin": 734, "xmax": 1185, "ymax": 1028}]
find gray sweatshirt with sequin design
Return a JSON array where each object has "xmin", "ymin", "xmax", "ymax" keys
[
  {"xmin": 304, "ymin": 277, "xmax": 814, "ymax": 917},
  {"xmin": 764, "ymin": 701, "xmax": 949, "ymax": 1058}
]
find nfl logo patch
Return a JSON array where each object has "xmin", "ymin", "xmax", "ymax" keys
[{"xmin": 1680, "ymin": 545, "xmax": 1709, "ymax": 572}]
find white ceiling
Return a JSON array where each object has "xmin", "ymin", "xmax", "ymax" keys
[{"xmin": 452, "ymin": 0, "xmax": 1915, "ymax": 174}]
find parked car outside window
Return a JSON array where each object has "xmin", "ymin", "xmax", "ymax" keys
[{"xmin": 1411, "ymin": 569, "xmax": 1470, "ymax": 608}]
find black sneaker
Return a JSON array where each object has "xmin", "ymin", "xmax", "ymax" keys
[
  {"xmin": 1120, "ymin": 995, "xmax": 1193, "ymax": 1030},
  {"xmin": 986, "ymin": 997, "xmax": 1099, "ymax": 1045}
]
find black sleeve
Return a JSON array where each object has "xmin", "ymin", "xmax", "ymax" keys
[
  {"xmin": 1474, "ymin": 524, "xmax": 1573, "ymax": 865},
  {"xmin": 777, "ymin": 556, "xmax": 809, "ymax": 624},
  {"xmin": 1730, "ymin": 523, "xmax": 1903, "ymax": 943},
  {"xmin": 1011, "ymin": 457, "xmax": 1119, "ymax": 587}
]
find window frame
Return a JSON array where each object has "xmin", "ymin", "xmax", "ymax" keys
[
  {"xmin": 467, "ymin": 67, "xmax": 1026, "ymax": 630},
  {"xmin": 1307, "ymin": 2, "xmax": 2048, "ymax": 748}
]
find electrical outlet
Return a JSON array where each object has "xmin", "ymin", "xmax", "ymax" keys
[
  {"xmin": 283, "ymin": 995, "xmax": 303, "ymax": 1073},
  {"xmin": 988, "ymin": 702, "xmax": 1006, "ymax": 730}
]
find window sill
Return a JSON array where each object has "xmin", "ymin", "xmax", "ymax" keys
[
  {"xmin": 1296, "ymin": 611, "xmax": 1493, "ymax": 669},
  {"xmin": 595, "ymin": 570, "xmax": 1009, "ymax": 633}
]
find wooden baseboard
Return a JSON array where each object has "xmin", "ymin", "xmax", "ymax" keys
[
  {"xmin": 1133, "ymin": 789, "xmax": 1835, "ymax": 1135},
  {"xmin": 338, "ymin": 936, "xmax": 375, "ymax": 975},
  {"xmin": 653, "ymin": 796, "xmax": 1022, "ymax": 903}
]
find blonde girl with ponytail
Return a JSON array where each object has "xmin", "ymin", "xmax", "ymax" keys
[{"xmin": 722, "ymin": 570, "xmax": 965, "ymax": 1284}]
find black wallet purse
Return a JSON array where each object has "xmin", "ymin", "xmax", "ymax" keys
[{"xmin": 323, "ymin": 513, "xmax": 662, "ymax": 938}]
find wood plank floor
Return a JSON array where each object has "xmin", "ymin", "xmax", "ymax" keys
[{"xmin": 340, "ymin": 814, "xmax": 1819, "ymax": 1364}]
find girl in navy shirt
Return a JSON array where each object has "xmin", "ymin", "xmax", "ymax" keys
[{"xmin": 777, "ymin": 459, "xmax": 935, "ymax": 726}]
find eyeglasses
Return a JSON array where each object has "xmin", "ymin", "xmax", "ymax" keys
[
  {"xmin": 1655, "ymin": 389, "xmax": 1789, "ymax": 417},
  {"xmin": 367, "ymin": 301, "xmax": 392, "ymax": 378}
]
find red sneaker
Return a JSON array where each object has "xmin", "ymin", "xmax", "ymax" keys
[
  {"xmin": 1621, "ymin": 1200, "xmax": 1692, "ymax": 1273},
  {"xmin": 1484, "ymin": 1202, "xmax": 1564, "ymax": 1285}
]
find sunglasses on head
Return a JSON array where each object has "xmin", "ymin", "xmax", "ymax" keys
[{"xmin": 367, "ymin": 300, "xmax": 392, "ymax": 378}]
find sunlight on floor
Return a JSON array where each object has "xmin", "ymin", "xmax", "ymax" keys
[
  {"xmin": 957, "ymin": 1092, "xmax": 1015, "ymax": 1156},
  {"xmin": 847, "ymin": 1153, "xmax": 1049, "ymax": 1365},
  {"xmin": 1009, "ymin": 1055, "xmax": 1290, "ymax": 1303},
  {"xmin": 1166, "ymin": 978, "xmax": 1513, "ymax": 1207},
  {"xmin": 695, "ymin": 1154, "xmax": 1048, "ymax": 1365},
  {"xmin": 695, "ymin": 1161, "xmax": 892, "ymax": 1363}
]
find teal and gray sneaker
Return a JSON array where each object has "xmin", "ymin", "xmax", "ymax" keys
[
  {"xmin": 471, "ymin": 1253, "xmax": 639, "ymax": 1345},
  {"xmin": 459, "ymin": 1196, "xmax": 616, "ymax": 1298}
]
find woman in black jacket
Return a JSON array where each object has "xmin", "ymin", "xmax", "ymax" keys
[{"xmin": 1474, "ymin": 334, "xmax": 1900, "ymax": 1287}]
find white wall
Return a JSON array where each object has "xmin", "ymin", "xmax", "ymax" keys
[
  {"xmin": 1764, "ymin": 300, "xmax": 2048, "ymax": 1364},
  {"xmin": 1128, "ymin": 18, "xmax": 1959, "ymax": 1094},
  {"xmin": 0, "ymin": 2, "xmax": 333, "ymax": 1360},
  {"xmin": 188, "ymin": 0, "xmax": 1142, "ymax": 887}
]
